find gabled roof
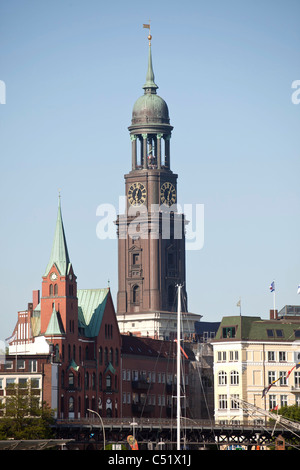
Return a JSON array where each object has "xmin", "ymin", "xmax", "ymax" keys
[
  {"xmin": 45, "ymin": 305, "xmax": 65, "ymax": 336},
  {"xmin": 44, "ymin": 197, "xmax": 71, "ymax": 277},
  {"xmin": 77, "ymin": 288, "xmax": 109, "ymax": 337}
]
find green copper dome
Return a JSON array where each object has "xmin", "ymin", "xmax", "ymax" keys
[
  {"xmin": 132, "ymin": 93, "xmax": 170, "ymax": 125},
  {"xmin": 131, "ymin": 43, "xmax": 170, "ymax": 126}
]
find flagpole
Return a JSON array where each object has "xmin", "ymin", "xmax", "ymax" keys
[{"xmin": 273, "ymin": 283, "xmax": 276, "ymax": 318}]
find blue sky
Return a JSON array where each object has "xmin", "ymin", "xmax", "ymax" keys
[{"xmin": 1, "ymin": 0, "xmax": 299, "ymax": 340}]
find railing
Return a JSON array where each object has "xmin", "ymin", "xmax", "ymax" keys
[{"xmin": 54, "ymin": 416, "xmax": 280, "ymax": 431}]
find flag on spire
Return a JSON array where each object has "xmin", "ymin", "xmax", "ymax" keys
[{"xmin": 270, "ymin": 281, "xmax": 275, "ymax": 292}]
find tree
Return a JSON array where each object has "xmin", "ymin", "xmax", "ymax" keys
[
  {"xmin": 278, "ymin": 404, "xmax": 300, "ymax": 423},
  {"xmin": 0, "ymin": 382, "xmax": 55, "ymax": 440}
]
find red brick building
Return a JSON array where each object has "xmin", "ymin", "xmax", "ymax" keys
[
  {"xmin": 121, "ymin": 334, "xmax": 191, "ymax": 419},
  {"xmin": 2, "ymin": 199, "xmax": 121, "ymax": 419}
]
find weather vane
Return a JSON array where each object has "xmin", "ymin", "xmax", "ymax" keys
[{"xmin": 143, "ymin": 21, "xmax": 152, "ymax": 45}]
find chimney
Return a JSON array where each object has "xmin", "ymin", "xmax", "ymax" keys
[
  {"xmin": 270, "ymin": 309, "xmax": 278, "ymax": 320},
  {"xmin": 32, "ymin": 290, "xmax": 40, "ymax": 310}
]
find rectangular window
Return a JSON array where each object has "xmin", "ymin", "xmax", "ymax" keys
[
  {"xmin": 295, "ymin": 371, "xmax": 300, "ymax": 389},
  {"xmin": 279, "ymin": 371, "xmax": 287, "ymax": 386},
  {"xmin": 19, "ymin": 378, "xmax": 27, "ymax": 388},
  {"xmin": 279, "ymin": 351, "xmax": 286, "ymax": 362},
  {"xmin": 222, "ymin": 327, "xmax": 236, "ymax": 339},
  {"xmin": 218, "ymin": 394, "xmax": 227, "ymax": 409},
  {"xmin": 267, "ymin": 329, "xmax": 274, "ymax": 338},
  {"xmin": 268, "ymin": 351, "xmax": 275, "ymax": 362},
  {"xmin": 269, "ymin": 394, "xmax": 276, "ymax": 410},
  {"xmin": 268, "ymin": 371, "xmax": 276, "ymax": 385},
  {"xmin": 231, "ymin": 394, "xmax": 239, "ymax": 409},
  {"xmin": 280, "ymin": 395, "xmax": 288, "ymax": 407}
]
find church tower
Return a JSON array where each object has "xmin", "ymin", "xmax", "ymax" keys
[
  {"xmin": 116, "ymin": 32, "xmax": 199, "ymax": 339},
  {"xmin": 40, "ymin": 196, "xmax": 78, "ymax": 337}
]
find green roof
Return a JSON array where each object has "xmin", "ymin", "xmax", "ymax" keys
[
  {"xmin": 44, "ymin": 197, "xmax": 71, "ymax": 277},
  {"xmin": 214, "ymin": 315, "xmax": 300, "ymax": 342},
  {"xmin": 77, "ymin": 288, "xmax": 109, "ymax": 337},
  {"xmin": 45, "ymin": 305, "xmax": 65, "ymax": 336}
]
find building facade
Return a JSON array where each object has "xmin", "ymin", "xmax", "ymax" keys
[
  {"xmin": 121, "ymin": 334, "xmax": 191, "ymax": 419},
  {"xmin": 212, "ymin": 313, "xmax": 300, "ymax": 424}
]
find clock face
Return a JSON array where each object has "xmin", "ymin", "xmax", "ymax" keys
[
  {"xmin": 50, "ymin": 272, "xmax": 57, "ymax": 281},
  {"xmin": 128, "ymin": 182, "xmax": 147, "ymax": 206},
  {"xmin": 160, "ymin": 182, "xmax": 176, "ymax": 206}
]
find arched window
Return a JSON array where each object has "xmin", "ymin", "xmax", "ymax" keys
[
  {"xmin": 218, "ymin": 371, "xmax": 227, "ymax": 386},
  {"xmin": 104, "ymin": 347, "xmax": 108, "ymax": 365},
  {"xmin": 99, "ymin": 347, "xmax": 103, "ymax": 365},
  {"xmin": 99, "ymin": 373, "xmax": 103, "ymax": 390},
  {"xmin": 49, "ymin": 284, "xmax": 53, "ymax": 296},
  {"xmin": 133, "ymin": 285, "xmax": 140, "ymax": 304},
  {"xmin": 230, "ymin": 370, "xmax": 239, "ymax": 386},
  {"xmin": 54, "ymin": 284, "xmax": 58, "ymax": 295}
]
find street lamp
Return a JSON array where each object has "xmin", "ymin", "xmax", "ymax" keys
[{"xmin": 87, "ymin": 409, "xmax": 106, "ymax": 450}]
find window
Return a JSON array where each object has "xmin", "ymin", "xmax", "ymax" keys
[
  {"xmin": 54, "ymin": 284, "xmax": 58, "ymax": 295},
  {"xmin": 68, "ymin": 372, "xmax": 74, "ymax": 387},
  {"xmin": 222, "ymin": 327, "xmax": 236, "ymax": 339},
  {"xmin": 230, "ymin": 371, "xmax": 239, "ymax": 386},
  {"xmin": 267, "ymin": 329, "xmax": 274, "ymax": 338},
  {"xmin": 269, "ymin": 394, "xmax": 276, "ymax": 410},
  {"xmin": 133, "ymin": 253, "xmax": 139, "ymax": 265},
  {"xmin": 279, "ymin": 371, "xmax": 287, "ymax": 386},
  {"xmin": 279, "ymin": 351, "xmax": 286, "ymax": 362},
  {"xmin": 217, "ymin": 351, "xmax": 226, "ymax": 362},
  {"xmin": 268, "ymin": 351, "xmax": 275, "ymax": 362},
  {"xmin": 276, "ymin": 329, "xmax": 284, "ymax": 338},
  {"xmin": 295, "ymin": 372, "xmax": 300, "ymax": 389},
  {"xmin": 68, "ymin": 396, "xmax": 74, "ymax": 412},
  {"xmin": 280, "ymin": 395, "xmax": 288, "ymax": 407},
  {"xmin": 231, "ymin": 394, "xmax": 239, "ymax": 409},
  {"xmin": 132, "ymin": 285, "xmax": 140, "ymax": 304},
  {"xmin": 268, "ymin": 371, "xmax": 276, "ymax": 385},
  {"xmin": 99, "ymin": 347, "xmax": 103, "ymax": 365},
  {"xmin": 49, "ymin": 284, "xmax": 53, "ymax": 296},
  {"xmin": 106, "ymin": 375, "xmax": 112, "ymax": 391},
  {"xmin": 19, "ymin": 378, "xmax": 27, "ymax": 388},
  {"xmin": 229, "ymin": 351, "xmax": 239, "ymax": 362},
  {"xmin": 218, "ymin": 371, "xmax": 227, "ymax": 386},
  {"xmin": 218, "ymin": 394, "xmax": 227, "ymax": 409}
]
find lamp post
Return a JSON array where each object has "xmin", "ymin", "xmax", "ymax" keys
[{"xmin": 87, "ymin": 409, "xmax": 106, "ymax": 450}]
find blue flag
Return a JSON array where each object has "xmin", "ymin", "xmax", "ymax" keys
[{"xmin": 270, "ymin": 281, "xmax": 275, "ymax": 292}]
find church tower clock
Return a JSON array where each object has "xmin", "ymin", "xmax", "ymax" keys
[{"xmin": 116, "ymin": 32, "xmax": 199, "ymax": 339}]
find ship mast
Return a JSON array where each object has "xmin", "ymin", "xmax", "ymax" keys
[{"xmin": 177, "ymin": 284, "xmax": 182, "ymax": 450}]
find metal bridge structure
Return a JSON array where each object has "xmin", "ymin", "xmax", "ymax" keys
[{"xmin": 53, "ymin": 413, "xmax": 299, "ymax": 450}]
